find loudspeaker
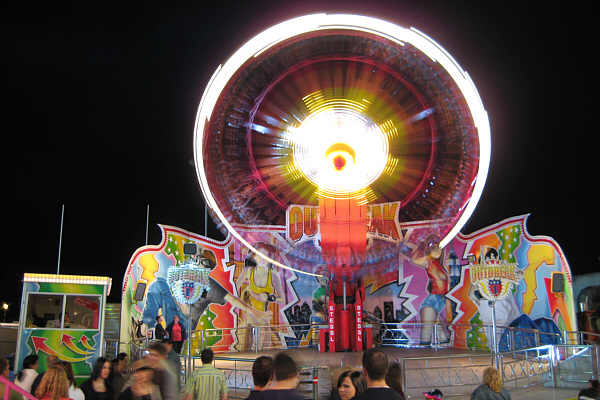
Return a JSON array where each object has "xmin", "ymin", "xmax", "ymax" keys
[
  {"xmin": 183, "ymin": 243, "xmax": 197, "ymax": 255},
  {"xmin": 551, "ymin": 272, "xmax": 564, "ymax": 293},
  {"xmin": 134, "ymin": 281, "xmax": 147, "ymax": 301}
]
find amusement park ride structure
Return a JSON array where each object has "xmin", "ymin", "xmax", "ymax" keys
[{"xmin": 193, "ymin": 14, "xmax": 491, "ymax": 351}]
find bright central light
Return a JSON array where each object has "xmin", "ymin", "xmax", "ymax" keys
[
  {"xmin": 289, "ymin": 106, "xmax": 389, "ymax": 199},
  {"xmin": 326, "ymin": 143, "xmax": 355, "ymax": 171}
]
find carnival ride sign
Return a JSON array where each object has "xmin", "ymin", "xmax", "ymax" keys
[
  {"xmin": 168, "ymin": 263, "xmax": 211, "ymax": 305},
  {"xmin": 470, "ymin": 258, "xmax": 521, "ymax": 301}
]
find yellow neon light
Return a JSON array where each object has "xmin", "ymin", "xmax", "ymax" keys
[{"xmin": 23, "ymin": 273, "xmax": 112, "ymax": 286}]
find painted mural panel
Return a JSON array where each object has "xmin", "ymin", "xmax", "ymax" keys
[
  {"xmin": 360, "ymin": 214, "xmax": 576, "ymax": 349},
  {"xmin": 122, "ymin": 215, "xmax": 575, "ymax": 351}
]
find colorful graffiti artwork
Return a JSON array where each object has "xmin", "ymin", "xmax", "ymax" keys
[{"xmin": 121, "ymin": 214, "xmax": 575, "ymax": 351}]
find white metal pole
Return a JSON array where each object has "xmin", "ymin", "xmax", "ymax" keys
[
  {"xmin": 57, "ymin": 204, "xmax": 65, "ymax": 275},
  {"xmin": 491, "ymin": 300, "xmax": 499, "ymax": 367},
  {"xmin": 145, "ymin": 204, "xmax": 150, "ymax": 246},
  {"xmin": 188, "ymin": 308, "xmax": 192, "ymax": 377},
  {"xmin": 343, "ymin": 279, "xmax": 347, "ymax": 311}
]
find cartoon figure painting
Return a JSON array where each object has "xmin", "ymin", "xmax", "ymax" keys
[
  {"xmin": 140, "ymin": 246, "xmax": 272, "ymax": 347},
  {"xmin": 236, "ymin": 242, "xmax": 284, "ymax": 349},
  {"xmin": 411, "ymin": 233, "xmax": 450, "ymax": 345},
  {"xmin": 310, "ymin": 265, "xmax": 330, "ymax": 325},
  {"xmin": 237, "ymin": 243, "xmax": 284, "ymax": 312}
]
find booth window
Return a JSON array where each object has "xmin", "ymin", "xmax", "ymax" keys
[
  {"xmin": 25, "ymin": 293, "xmax": 101, "ymax": 330},
  {"xmin": 65, "ymin": 295, "xmax": 100, "ymax": 329},
  {"xmin": 26, "ymin": 294, "xmax": 64, "ymax": 328}
]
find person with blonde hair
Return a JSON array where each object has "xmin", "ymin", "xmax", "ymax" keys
[
  {"xmin": 34, "ymin": 365, "xmax": 71, "ymax": 400},
  {"xmin": 470, "ymin": 366, "xmax": 511, "ymax": 400}
]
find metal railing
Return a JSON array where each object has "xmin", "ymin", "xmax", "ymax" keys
[
  {"xmin": 106, "ymin": 323, "xmax": 590, "ymax": 358},
  {"xmin": 211, "ymin": 356, "xmax": 330, "ymax": 400},
  {"xmin": 102, "ymin": 337, "xmax": 149, "ymax": 362},
  {"xmin": 189, "ymin": 323, "xmax": 320, "ymax": 354},
  {"xmin": 498, "ymin": 345, "xmax": 554, "ymax": 388},
  {"xmin": 378, "ymin": 322, "xmax": 564, "ymax": 352},
  {"xmin": 0, "ymin": 374, "xmax": 37, "ymax": 400},
  {"xmin": 400, "ymin": 342, "xmax": 598, "ymax": 398},
  {"xmin": 180, "ymin": 342, "xmax": 596, "ymax": 399},
  {"xmin": 103, "ymin": 325, "xmax": 598, "ymax": 398},
  {"xmin": 564, "ymin": 330, "xmax": 600, "ymax": 346}
]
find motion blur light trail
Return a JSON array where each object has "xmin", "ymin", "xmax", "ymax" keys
[{"xmin": 194, "ymin": 14, "xmax": 490, "ymax": 274}]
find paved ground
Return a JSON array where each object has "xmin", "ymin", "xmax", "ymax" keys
[{"xmin": 214, "ymin": 347, "xmax": 588, "ymax": 399}]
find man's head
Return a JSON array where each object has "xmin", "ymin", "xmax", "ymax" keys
[
  {"xmin": 0, "ymin": 357, "xmax": 9, "ymax": 378},
  {"xmin": 362, "ymin": 348, "xmax": 388, "ymax": 382},
  {"xmin": 116, "ymin": 352, "xmax": 128, "ymax": 371},
  {"xmin": 47, "ymin": 355, "xmax": 59, "ymax": 367},
  {"xmin": 156, "ymin": 315, "xmax": 164, "ymax": 323},
  {"xmin": 201, "ymin": 348, "xmax": 214, "ymax": 365},
  {"xmin": 252, "ymin": 356, "xmax": 274, "ymax": 389},
  {"xmin": 146, "ymin": 343, "xmax": 167, "ymax": 366},
  {"xmin": 161, "ymin": 338, "xmax": 174, "ymax": 351},
  {"xmin": 274, "ymin": 352, "xmax": 298, "ymax": 382}
]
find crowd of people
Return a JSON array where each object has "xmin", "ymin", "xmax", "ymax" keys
[
  {"xmin": 5, "ymin": 345, "xmax": 597, "ymax": 400},
  {"xmin": 0, "ymin": 338, "xmax": 182, "ymax": 400}
]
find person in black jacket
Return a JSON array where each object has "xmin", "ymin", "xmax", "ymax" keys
[
  {"xmin": 577, "ymin": 378, "xmax": 599, "ymax": 400},
  {"xmin": 155, "ymin": 315, "xmax": 168, "ymax": 340},
  {"xmin": 80, "ymin": 357, "xmax": 114, "ymax": 400}
]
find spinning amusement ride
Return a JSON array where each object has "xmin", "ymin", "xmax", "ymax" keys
[{"xmin": 193, "ymin": 14, "xmax": 490, "ymax": 351}]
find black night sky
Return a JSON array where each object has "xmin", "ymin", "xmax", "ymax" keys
[{"xmin": 2, "ymin": 1, "xmax": 598, "ymax": 322}]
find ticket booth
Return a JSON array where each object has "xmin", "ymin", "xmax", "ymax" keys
[{"xmin": 15, "ymin": 273, "xmax": 112, "ymax": 382}]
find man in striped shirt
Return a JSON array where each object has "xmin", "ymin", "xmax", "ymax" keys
[{"xmin": 184, "ymin": 348, "xmax": 228, "ymax": 400}]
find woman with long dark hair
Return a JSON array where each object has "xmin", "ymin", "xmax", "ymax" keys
[
  {"xmin": 385, "ymin": 363, "xmax": 406, "ymax": 399},
  {"xmin": 80, "ymin": 357, "xmax": 114, "ymax": 400},
  {"xmin": 337, "ymin": 370, "xmax": 367, "ymax": 400},
  {"xmin": 15, "ymin": 354, "xmax": 39, "ymax": 394}
]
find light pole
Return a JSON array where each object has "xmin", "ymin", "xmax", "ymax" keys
[{"xmin": 2, "ymin": 303, "xmax": 8, "ymax": 323}]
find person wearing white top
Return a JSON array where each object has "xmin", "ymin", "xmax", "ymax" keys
[
  {"xmin": 58, "ymin": 360, "xmax": 86, "ymax": 400},
  {"xmin": 15, "ymin": 355, "xmax": 39, "ymax": 399}
]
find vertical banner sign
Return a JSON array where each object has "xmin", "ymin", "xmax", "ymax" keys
[
  {"xmin": 328, "ymin": 299, "xmax": 336, "ymax": 352},
  {"xmin": 355, "ymin": 291, "xmax": 363, "ymax": 350}
]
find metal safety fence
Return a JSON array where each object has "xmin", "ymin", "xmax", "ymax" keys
[
  {"xmin": 102, "ymin": 326, "xmax": 598, "ymax": 398},
  {"xmin": 210, "ymin": 356, "xmax": 331, "ymax": 400}
]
